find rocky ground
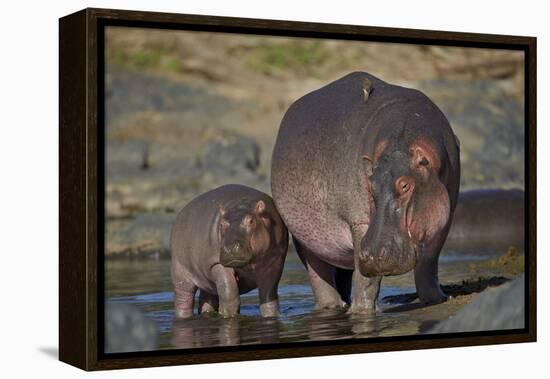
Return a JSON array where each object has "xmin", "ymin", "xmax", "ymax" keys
[
  {"xmin": 380, "ymin": 246, "xmax": 525, "ymax": 334},
  {"xmin": 104, "ymin": 27, "xmax": 525, "ymax": 258}
]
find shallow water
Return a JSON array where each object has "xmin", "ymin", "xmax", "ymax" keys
[{"xmin": 105, "ymin": 245, "xmax": 516, "ymax": 351}]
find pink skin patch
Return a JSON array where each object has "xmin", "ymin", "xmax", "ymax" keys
[
  {"xmin": 300, "ymin": 225, "xmax": 355, "ymax": 270},
  {"xmin": 406, "ymin": 138, "xmax": 451, "ymax": 248}
]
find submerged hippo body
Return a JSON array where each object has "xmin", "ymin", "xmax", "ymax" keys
[
  {"xmin": 271, "ymin": 72, "xmax": 460, "ymax": 313},
  {"xmin": 445, "ymin": 189, "xmax": 524, "ymax": 249},
  {"xmin": 171, "ymin": 184, "xmax": 288, "ymax": 318}
]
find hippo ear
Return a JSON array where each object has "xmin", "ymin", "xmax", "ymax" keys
[
  {"xmin": 255, "ymin": 200, "xmax": 266, "ymax": 214},
  {"xmin": 362, "ymin": 78, "xmax": 372, "ymax": 102},
  {"xmin": 410, "ymin": 142, "xmax": 441, "ymax": 178},
  {"xmin": 412, "ymin": 147, "xmax": 430, "ymax": 168}
]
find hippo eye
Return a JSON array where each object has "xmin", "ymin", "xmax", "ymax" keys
[
  {"xmin": 395, "ymin": 176, "xmax": 413, "ymax": 196},
  {"xmin": 245, "ymin": 216, "xmax": 256, "ymax": 227}
]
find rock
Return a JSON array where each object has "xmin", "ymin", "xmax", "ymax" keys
[
  {"xmin": 105, "ymin": 113, "xmax": 267, "ymax": 220},
  {"xmin": 105, "ymin": 302, "xmax": 159, "ymax": 353},
  {"xmin": 428, "ymin": 275, "xmax": 524, "ymax": 333},
  {"xmin": 105, "ymin": 67, "xmax": 231, "ymax": 124},
  {"xmin": 106, "ymin": 212, "xmax": 174, "ymax": 258},
  {"xmin": 201, "ymin": 135, "xmax": 261, "ymax": 174},
  {"xmin": 418, "ymin": 79, "xmax": 524, "ymax": 190},
  {"xmin": 106, "ymin": 140, "xmax": 201, "ymax": 180}
]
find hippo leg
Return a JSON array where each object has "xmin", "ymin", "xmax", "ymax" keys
[
  {"xmin": 349, "ymin": 270, "xmax": 381, "ymax": 314},
  {"xmin": 258, "ymin": 283, "xmax": 280, "ymax": 318},
  {"xmin": 211, "ymin": 264, "xmax": 240, "ymax": 317},
  {"xmin": 256, "ymin": 256, "xmax": 285, "ymax": 317},
  {"xmin": 198, "ymin": 290, "xmax": 219, "ymax": 314},
  {"xmin": 415, "ymin": 230, "xmax": 449, "ymax": 304},
  {"xmin": 414, "ymin": 255, "xmax": 447, "ymax": 304},
  {"xmin": 349, "ymin": 225, "xmax": 381, "ymax": 314},
  {"xmin": 335, "ymin": 268, "xmax": 353, "ymax": 305},
  {"xmin": 294, "ymin": 238, "xmax": 346, "ymax": 309},
  {"xmin": 173, "ymin": 279, "xmax": 198, "ymax": 319}
]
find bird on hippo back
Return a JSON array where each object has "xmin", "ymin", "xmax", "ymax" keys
[{"xmin": 271, "ymin": 71, "xmax": 460, "ymax": 314}]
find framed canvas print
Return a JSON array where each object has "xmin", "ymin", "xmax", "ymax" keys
[{"xmin": 59, "ymin": 8, "xmax": 536, "ymax": 371}]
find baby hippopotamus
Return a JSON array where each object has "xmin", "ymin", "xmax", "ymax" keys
[{"xmin": 170, "ymin": 184, "xmax": 288, "ymax": 318}]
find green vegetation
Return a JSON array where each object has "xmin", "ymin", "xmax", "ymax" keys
[
  {"xmin": 242, "ymin": 40, "xmax": 331, "ymax": 77},
  {"xmin": 106, "ymin": 38, "xmax": 359, "ymax": 79},
  {"xmin": 106, "ymin": 45, "xmax": 181, "ymax": 73},
  {"xmin": 469, "ymin": 246, "xmax": 525, "ymax": 276}
]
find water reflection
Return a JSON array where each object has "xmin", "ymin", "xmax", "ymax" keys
[
  {"xmin": 105, "ymin": 242, "xmax": 523, "ymax": 351},
  {"xmin": 171, "ymin": 315, "xmax": 282, "ymax": 348},
  {"xmin": 166, "ymin": 307, "xmax": 424, "ymax": 349}
]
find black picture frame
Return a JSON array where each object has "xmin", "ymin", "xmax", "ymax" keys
[{"xmin": 59, "ymin": 7, "xmax": 537, "ymax": 371}]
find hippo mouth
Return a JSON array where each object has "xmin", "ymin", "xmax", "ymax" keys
[
  {"xmin": 358, "ymin": 188, "xmax": 421, "ymax": 277},
  {"xmin": 220, "ymin": 257, "xmax": 251, "ymax": 268},
  {"xmin": 220, "ymin": 242, "xmax": 254, "ymax": 268},
  {"xmin": 359, "ymin": 218, "xmax": 419, "ymax": 277},
  {"xmin": 359, "ymin": 242, "xmax": 417, "ymax": 277}
]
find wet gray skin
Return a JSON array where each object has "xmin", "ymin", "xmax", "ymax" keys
[
  {"xmin": 170, "ymin": 184, "xmax": 288, "ymax": 319},
  {"xmin": 271, "ymin": 71, "xmax": 460, "ymax": 313},
  {"xmin": 359, "ymin": 150, "xmax": 418, "ymax": 277},
  {"xmin": 358, "ymin": 110, "xmax": 459, "ymax": 305},
  {"xmin": 359, "ymin": 136, "xmax": 455, "ymax": 280},
  {"xmin": 219, "ymin": 204, "xmax": 259, "ymax": 267}
]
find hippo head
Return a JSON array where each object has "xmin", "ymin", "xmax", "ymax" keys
[
  {"xmin": 218, "ymin": 199, "xmax": 271, "ymax": 268},
  {"xmin": 359, "ymin": 138, "xmax": 451, "ymax": 277}
]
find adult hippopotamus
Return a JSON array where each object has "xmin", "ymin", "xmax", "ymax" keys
[
  {"xmin": 271, "ymin": 71, "xmax": 460, "ymax": 314},
  {"xmin": 170, "ymin": 184, "xmax": 288, "ymax": 318}
]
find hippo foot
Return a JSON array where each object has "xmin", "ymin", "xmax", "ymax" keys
[
  {"xmin": 414, "ymin": 261, "xmax": 448, "ymax": 305},
  {"xmin": 260, "ymin": 300, "xmax": 280, "ymax": 318},
  {"xmin": 418, "ymin": 286, "xmax": 448, "ymax": 305},
  {"xmin": 315, "ymin": 300, "xmax": 348, "ymax": 311},
  {"xmin": 174, "ymin": 308, "xmax": 194, "ymax": 319},
  {"xmin": 218, "ymin": 310, "xmax": 239, "ymax": 318},
  {"xmin": 348, "ymin": 302, "xmax": 377, "ymax": 315},
  {"xmin": 218, "ymin": 300, "xmax": 240, "ymax": 318},
  {"xmin": 419, "ymin": 292, "xmax": 448, "ymax": 305},
  {"xmin": 219, "ymin": 314, "xmax": 238, "ymax": 319}
]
